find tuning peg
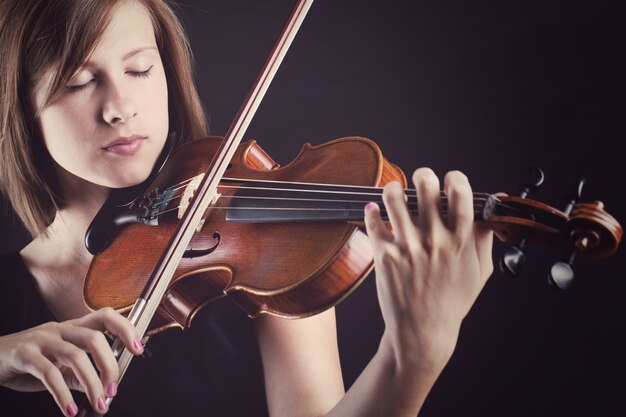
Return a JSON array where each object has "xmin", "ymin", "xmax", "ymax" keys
[
  {"xmin": 548, "ymin": 248, "xmax": 577, "ymax": 289},
  {"xmin": 563, "ymin": 177, "xmax": 586, "ymax": 216},
  {"xmin": 499, "ymin": 167, "xmax": 544, "ymax": 278},
  {"xmin": 499, "ymin": 240, "xmax": 527, "ymax": 277},
  {"xmin": 518, "ymin": 166, "xmax": 545, "ymax": 198},
  {"xmin": 546, "ymin": 177, "xmax": 588, "ymax": 288}
]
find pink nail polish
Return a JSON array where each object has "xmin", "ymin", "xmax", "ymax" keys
[
  {"xmin": 365, "ymin": 202, "xmax": 377, "ymax": 212},
  {"xmin": 98, "ymin": 396, "xmax": 108, "ymax": 412},
  {"xmin": 133, "ymin": 337, "xmax": 144, "ymax": 352},
  {"xmin": 106, "ymin": 381, "xmax": 117, "ymax": 397},
  {"xmin": 66, "ymin": 403, "xmax": 78, "ymax": 417}
]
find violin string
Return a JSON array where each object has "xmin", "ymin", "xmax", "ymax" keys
[
  {"xmin": 151, "ymin": 194, "xmax": 505, "ymax": 219},
  {"xmin": 161, "ymin": 176, "xmax": 400, "ymax": 194},
  {"xmin": 218, "ymin": 182, "xmax": 492, "ymax": 199},
  {"xmin": 154, "ymin": 205, "xmax": 486, "ymax": 217},
  {"xmin": 220, "ymin": 178, "xmax": 513, "ymax": 213},
  {"xmin": 161, "ymin": 177, "xmax": 196, "ymax": 192},
  {"xmin": 150, "ymin": 176, "xmax": 517, "ymax": 215},
  {"xmin": 218, "ymin": 183, "xmax": 406, "ymax": 197},
  {"xmin": 153, "ymin": 191, "xmax": 493, "ymax": 211},
  {"xmin": 222, "ymin": 176, "xmax": 471, "ymax": 193},
  {"xmin": 153, "ymin": 183, "xmax": 495, "ymax": 206},
  {"xmin": 152, "ymin": 177, "xmax": 520, "ymax": 215},
  {"xmin": 154, "ymin": 205, "xmax": 491, "ymax": 219},
  {"xmin": 161, "ymin": 176, "xmax": 493, "ymax": 199},
  {"xmin": 154, "ymin": 190, "xmax": 517, "ymax": 214},
  {"xmin": 152, "ymin": 192, "xmax": 493, "ymax": 217},
  {"xmin": 162, "ymin": 182, "xmax": 196, "ymax": 194}
]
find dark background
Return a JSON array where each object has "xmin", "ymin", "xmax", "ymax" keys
[{"xmin": 1, "ymin": 0, "xmax": 624, "ymax": 416}]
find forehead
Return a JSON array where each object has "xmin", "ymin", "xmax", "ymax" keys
[
  {"xmin": 87, "ymin": 1, "xmax": 157, "ymax": 64},
  {"xmin": 30, "ymin": 1, "xmax": 158, "ymax": 110}
]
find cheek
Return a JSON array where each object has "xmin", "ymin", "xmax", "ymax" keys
[
  {"xmin": 145, "ymin": 69, "xmax": 169, "ymax": 136},
  {"xmin": 38, "ymin": 107, "xmax": 92, "ymax": 167}
]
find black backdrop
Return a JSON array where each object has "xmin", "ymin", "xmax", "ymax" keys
[{"xmin": 1, "ymin": 0, "xmax": 624, "ymax": 416}]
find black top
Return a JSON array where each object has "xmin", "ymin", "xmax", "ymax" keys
[{"xmin": 0, "ymin": 252, "xmax": 269, "ymax": 417}]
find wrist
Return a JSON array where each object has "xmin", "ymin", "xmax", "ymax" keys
[{"xmin": 379, "ymin": 324, "xmax": 459, "ymax": 377}]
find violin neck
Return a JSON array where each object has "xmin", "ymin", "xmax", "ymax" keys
[{"xmin": 222, "ymin": 179, "xmax": 495, "ymax": 223}]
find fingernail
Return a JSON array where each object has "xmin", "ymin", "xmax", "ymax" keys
[
  {"xmin": 98, "ymin": 396, "xmax": 108, "ymax": 412},
  {"xmin": 66, "ymin": 403, "xmax": 78, "ymax": 417},
  {"xmin": 106, "ymin": 381, "xmax": 117, "ymax": 397},
  {"xmin": 133, "ymin": 337, "xmax": 144, "ymax": 352},
  {"xmin": 365, "ymin": 202, "xmax": 377, "ymax": 212}
]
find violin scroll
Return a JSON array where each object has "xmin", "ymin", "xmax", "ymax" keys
[{"xmin": 486, "ymin": 172, "xmax": 622, "ymax": 288}]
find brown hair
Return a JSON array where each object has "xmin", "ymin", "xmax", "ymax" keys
[{"xmin": 0, "ymin": 0, "xmax": 208, "ymax": 237}]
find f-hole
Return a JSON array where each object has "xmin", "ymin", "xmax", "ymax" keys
[{"xmin": 183, "ymin": 232, "xmax": 221, "ymax": 258}]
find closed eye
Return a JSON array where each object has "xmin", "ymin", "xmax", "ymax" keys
[
  {"xmin": 127, "ymin": 65, "xmax": 153, "ymax": 78},
  {"xmin": 65, "ymin": 65, "xmax": 154, "ymax": 94},
  {"xmin": 66, "ymin": 79, "xmax": 95, "ymax": 93}
]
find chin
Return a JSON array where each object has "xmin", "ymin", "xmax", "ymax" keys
[{"xmin": 106, "ymin": 167, "xmax": 153, "ymax": 189}]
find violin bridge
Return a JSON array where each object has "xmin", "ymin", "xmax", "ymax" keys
[
  {"xmin": 208, "ymin": 192, "xmax": 222, "ymax": 206},
  {"xmin": 195, "ymin": 219, "xmax": 205, "ymax": 233},
  {"xmin": 177, "ymin": 173, "xmax": 221, "ymax": 232},
  {"xmin": 177, "ymin": 173, "xmax": 205, "ymax": 219}
]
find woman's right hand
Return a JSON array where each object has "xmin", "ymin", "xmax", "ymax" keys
[{"xmin": 0, "ymin": 307, "xmax": 144, "ymax": 416}]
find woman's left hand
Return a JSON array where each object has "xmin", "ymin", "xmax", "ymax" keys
[{"xmin": 364, "ymin": 168, "xmax": 494, "ymax": 372}]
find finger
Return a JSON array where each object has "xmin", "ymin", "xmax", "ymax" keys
[
  {"xmin": 443, "ymin": 171, "xmax": 474, "ymax": 240},
  {"xmin": 58, "ymin": 327, "xmax": 119, "ymax": 397},
  {"xmin": 49, "ymin": 343, "xmax": 108, "ymax": 414},
  {"xmin": 364, "ymin": 201, "xmax": 406, "ymax": 312},
  {"xmin": 71, "ymin": 307, "xmax": 143, "ymax": 355},
  {"xmin": 381, "ymin": 181, "xmax": 415, "ymax": 244},
  {"xmin": 413, "ymin": 168, "xmax": 444, "ymax": 232},
  {"xmin": 59, "ymin": 367, "xmax": 83, "ymax": 392},
  {"xmin": 20, "ymin": 350, "xmax": 77, "ymax": 416},
  {"xmin": 474, "ymin": 222, "xmax": 495, "ymax": 280},
  {"xmin": 364, "ymin": 202, "xmax": 393, "ymax": 245}
]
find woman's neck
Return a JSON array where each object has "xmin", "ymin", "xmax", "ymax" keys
[
  {"xmin": 19, "ymin": 167, "xmax": 113, "ymax": 320},
  {"xmin": 48, "ymin": 162, "xmax": 112, "ymax": 255},
  {"xmin": 56, "ymin": 183, "xmax": 110, "ymax": 247}
]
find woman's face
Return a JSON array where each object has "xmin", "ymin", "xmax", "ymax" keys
[{"xmin": 32, "ymin": 1, "xmax": 169, "ymax": 189}]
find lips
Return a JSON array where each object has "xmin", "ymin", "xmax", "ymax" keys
[{"xmin": 103, "ymin": 134, "xmax": 146, "ymax": 156}]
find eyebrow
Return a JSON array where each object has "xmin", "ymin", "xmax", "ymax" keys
[
  {"xmin": 73, "ymin": 46, "xmax": 159, "ymax": 74},
  {"xmin": 122, "ymin": 46, "xmax": 158, "ymax": 60}
]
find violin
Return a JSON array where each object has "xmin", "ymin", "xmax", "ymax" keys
[
  {"xmin": 83, "ymin": 135, "xmax": 622, "ymax": 331},
  {"xmin": 75, "ymin": 0, "xmax": 622, "ymax": 415}
]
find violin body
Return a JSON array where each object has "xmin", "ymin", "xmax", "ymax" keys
[{"xmin": 84, "ymin": 136, "xmax": 406, "ymax": 334}]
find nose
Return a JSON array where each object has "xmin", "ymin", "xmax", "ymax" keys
[{"xmin": 101, "ymin": 79, "xmax": 137, "ymax": 125}]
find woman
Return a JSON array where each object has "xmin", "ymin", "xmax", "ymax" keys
[{"xmin": 0, "ymin": 1, "xmax": 494, "ymax": 416}]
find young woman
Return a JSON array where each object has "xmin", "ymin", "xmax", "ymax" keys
[{"xmin": 0, "ymin": 1, "xmax": 494, "ymax": 416}]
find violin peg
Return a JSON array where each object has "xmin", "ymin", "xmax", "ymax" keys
[
  {"xmin": 548, "ymin": 261, "xmax": 575, "ymax": 289},
  {"xmin": 499, "ymin": 244, "xmax": 527, "ymax": 277},
  {"xmin": 498, "ymin": 166, "xmax": 542, "ymax": 277},
  {"xmin": 547, "ymin": 248, "xmax": 577, "ymax": 289},
  {"xmin": 563, "ymin": 177, "xmax": 586, "ymax": 215},
  {"xmin": 518, "ymin": 166, "xmax": 545, "ymax": 198}
]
